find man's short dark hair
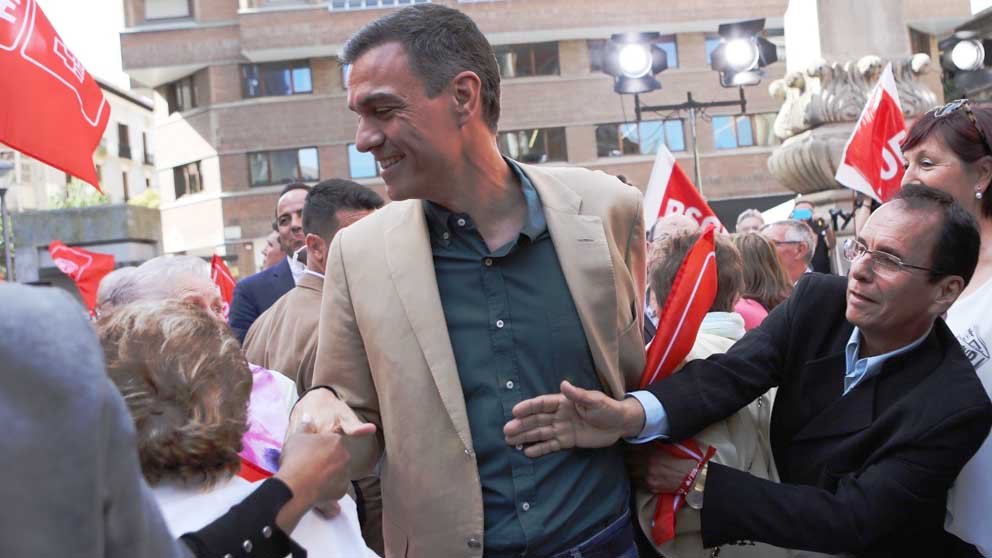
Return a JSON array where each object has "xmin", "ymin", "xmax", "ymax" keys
[
  {"xmin": 302, "ymin": 179, "xmax": 384, "ymax": 240},
  {"xmin": 274, "ymin": 182, "xmax": 312, "ymax": 217},
  {"xmin": 893, "ymin": 183, "xmax": 981, "ymax": 285},
  {"xmin": 341, "ymin": 4, "xmax": 501, "ymax": 132}
]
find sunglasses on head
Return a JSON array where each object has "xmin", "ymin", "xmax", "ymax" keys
[{"xmin": 932, "ymin": 99, "xmax": 992, "ymax": 155}]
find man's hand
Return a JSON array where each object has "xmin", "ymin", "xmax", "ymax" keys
[
  {"xmin": 273, "ymin": 428, "xmax": 352, "ymax": 533},
  {"xmin": 626, "ymin": 444, "xmax": 697, "ymax": 494},
  {"xmin": 503, "ymin": 380, "xmax": 646, "ymax": 458},
  {"xmin": 288, "ymin": 387, "xmax": 377, "ymax": 438}
]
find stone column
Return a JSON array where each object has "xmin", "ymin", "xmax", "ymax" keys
[{"xmin": 767, "ymin": 0, "xmax": 940, "ymax": 201}]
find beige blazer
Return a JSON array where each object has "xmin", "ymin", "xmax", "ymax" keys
[
  {"xmin": 243, "ymin": 272, "xmax": 322, "ymax": 391},
  {"xmin": 312, "ymin": 163, "xmax": 646, "ymax": 558}
]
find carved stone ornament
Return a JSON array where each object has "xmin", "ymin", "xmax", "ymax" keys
[{"xmin": 767, "ymin": 54, "xmax": 939, "ymax": 194}]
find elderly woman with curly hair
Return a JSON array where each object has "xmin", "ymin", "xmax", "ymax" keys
[{"xmin": 97, "ymin": 300, "xmax": 375, "ymax": 557}]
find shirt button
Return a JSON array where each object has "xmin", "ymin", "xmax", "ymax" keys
[
  {"xmin": 496, "ymin": 319, "xmax": 505, "ymax": 328},
  {"xmin": 484, "ymin": 258, "xmax": 493, "ymax": 266},
  {"xmin": 505, "ymin": 380, "xmax": 514, "ymax": 390},
  {"xmin": 467, "ymin": 536, "xmax": 482, "ymax": 549},
  {"xmin": 442, "ymin": 232, "xmax": 450, "ymax": 240},
  {"xmin": 521, "ymin": 502, "xmax": 531, "ymax": 512},
  {"xmin": 516, "ymin": 444, "xmax": 523, "ymax": 451},
  {"xmin": 223, "ymin": 555, "xmax": 233, "ymax": 558},
  {"xmin": 261, "ymin": 525, "xmax": 273, "ymax": 538},
  {"xmin": 242, "ymin": 539, "xmax": 253, "ymax": 553},
  {"xmin": 457, "ymin": 218, "xmax": 467, "ymax": 227},
  {"xmin": 464, "ymin": 448, "xmax": 474, "ymax": 457}
]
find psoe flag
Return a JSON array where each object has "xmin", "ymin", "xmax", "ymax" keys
[
  {"xmin": 835, "ymin": 63, "xmax": 907, "ymax": 203},
  {"xmin": 48, "ymin": 240, "xmax": 115, "ymax": 314},
  {"xmin": 0, "ymin": 0, "xmax": 109, "ymax": 191},
  {"xmin": 643, "ymin": 144, "xmax": 726, "ymax": 234},
  {"xmin": 211, "ymin": 255, "xmax": 235, "ymax": 322}
]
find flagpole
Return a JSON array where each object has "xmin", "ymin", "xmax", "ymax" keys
[{"xmin": 688, "ymin": 98, "xmax": 702, "ymax": 194}]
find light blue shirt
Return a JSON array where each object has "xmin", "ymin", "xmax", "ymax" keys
[
  {"xmin": 843, "ymin": 326, "xmax": 930, "ymax": 395},
  {"xmin": 627, "ymin": 326, "xmax": 932, "ymax": 442}
]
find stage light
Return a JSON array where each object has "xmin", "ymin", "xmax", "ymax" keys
[
  {"xmin": 951, "ymin": 39, "xmax": 985, "ymax": 72},
  {"xmin": 709, "ymin": 18, "xmax": 778, "ymax": 88},
  {"xmin": 939, "ymin": 32, "xmax": 992, "ymax": 95},
  {"xmin": 603, "ymin": 32, "xmax": 669, "ymax": 94}
]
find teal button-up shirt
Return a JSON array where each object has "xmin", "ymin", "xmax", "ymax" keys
[
  {"xmin": 844, "ymin": 326, "xmax": 931, "ymax": 395},
  {"xmin": 424, "ymin": 161, "xmax": 628, "ymax": 557}
]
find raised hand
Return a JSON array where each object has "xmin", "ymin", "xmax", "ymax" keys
[{"xmin": 503, "ymin": 380, "xmax": 646, "ymax": 458}]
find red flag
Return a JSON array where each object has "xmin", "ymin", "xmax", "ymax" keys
[
  {"xmin": 638, "ymin": 226, "xmax": 719, "ymax": 545},
  {"xmin": 48, "ymin": 240, "xmax": 115, "ymax": 314},
  {"xmin": 643, "ymin": 144, "xmax": 727, "ymax": 234},
  {"xmin": 835, "ymin": 63, "xmax": 907, "ymax": 203},
  {"xmin": 0, "ymin": 0, "xmax": 109, "ymax": 190},
  {"xmin": 211, "ymin": 255, "xmax": 235, "ymax": 322}
]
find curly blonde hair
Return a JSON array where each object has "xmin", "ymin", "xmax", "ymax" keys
[{"xmin": 97, "ymin": 300, "xmax": 251, "ymax": 488}]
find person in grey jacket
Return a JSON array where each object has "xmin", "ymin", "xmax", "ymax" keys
[{"xmin": 0, "ymin": 283, "xmax": 361, "ymax": 558}]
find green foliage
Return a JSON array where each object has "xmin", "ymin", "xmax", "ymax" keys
[
  {"xmin": 49, "ymin": 180, "xmax": 110, "ymax": 209},
  {"xmin": 128, "ymin": 187, "xmax": 160, "ymax": 209}
]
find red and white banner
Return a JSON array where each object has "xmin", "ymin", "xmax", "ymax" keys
[
  {"xmin": 638, "ymin": 226, "xmax": 719, "ymax": 545},
  {"xmin": 835, "ymin": 63, "xmax": 907, "ymax": 203},
  {"xmin": 48, "ymin": 240, "xmax": 115, "ymax": 314},
  {"xmin": 0, "ymin": 0, "xmax": 109, "ymax": 190},
  {"xmin": 210, "ymin": 255, "xmax": 235, "ymax": 322},
  {"xmin": 643, "ymin": 144, "xmax": 727, "ymax": 234}
]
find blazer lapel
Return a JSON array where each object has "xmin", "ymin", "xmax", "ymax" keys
[
  {"xmin": 523, "ymin": 166, "xmax": 624, "ymax": 398},
  {"xmin": 383, "ymin": 202, "xmax": 474, "ymax": 451},
  {"xmin": 793, "ymin": 351, "xmax": 874, "ymax": 442}
]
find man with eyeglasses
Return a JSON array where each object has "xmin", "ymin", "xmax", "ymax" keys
[
  {"xmin": 760, "ymin": 218, "xmax": 818, "ymax": 284},
  {"xmin": 504, "ymin": 184, "xmax": 992, "ymax": 557}
]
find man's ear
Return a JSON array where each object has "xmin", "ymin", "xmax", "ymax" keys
[
  {"xmin": 931, "ymin": 274, "xmax": 966, "ymax": 316},
  {"xmin": 450, "ymin": 71, "xmax": 482, "ymax": 127},
  {"xmin": 305, "ymin": 233, "xmax": 326, "ymax": 264}
]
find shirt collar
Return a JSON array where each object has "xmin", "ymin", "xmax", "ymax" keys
[
  {"xmin": 422, "ymin": 158, "xmax": 546, "ymax": 243},
  {"xmin": 844, "ymin": 326, "xmax": 931, "ymax": 393}
]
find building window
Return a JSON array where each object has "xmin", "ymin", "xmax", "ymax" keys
[
  {"xmin": 767, "ymin": 28, "xmax": 786, "ymax": 62},
  {"xmin": 348, "ymin": 144, "xmax": 378, "ymax": 179},
  {"xmin": 494, "ymin": 42, "xmax": 560, "ymax": 78},
  {"xmin": 145, "ymin": 0, "xmax": 191, "ymax": 20},
  {"xmin": 173, "ymin": 161, "xmax": 203, "ymax": 200},
  {"xmin": 242, "ymin": 61, "xmax": 313, "ymax": 98},
  {"xmin": 596, "ymin": 119, "xmax": 685, "ymax": 157},
  {"xmin": 248, "ymin": 147, "xmax": 320, "ymax": 186},
  {"xmin": 118, "ymin": 124, "xmax": 131, "ymax": 159},
  {"xmin": 705, "ymin": 36, "xmax": 722, "ymax": 65},
  {"xmin": 910, "ymin": 28, "xmax": 932, "ymax": 58},
  {"xmin": 588, "ymin": 35, "xmax": 679, "ymax": 72},
  {"xmin": 497, "ymin": 127, "xmax": 567, "ymax": 163},
  {"xmin": 142, "ymin": 133, "xmax": 154, "ymax": 166},
  {"xmin": 329, "ymin": 0, "xmax": 430, "ymax": 10},
  {"xmin": 166, "ymin": 76, "xmax": 196, "ymax": 114},
  {"xmin": 122, "ymin": 171, "xmax": 131, "ymax": 202},
  {"xmin": 712, "ymin": 113, "xmax": 779, "ymax": 149}
]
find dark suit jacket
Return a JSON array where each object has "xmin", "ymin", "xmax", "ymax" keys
[
  {"xmin": 229, "ymin": 257, "xmax": 296, "ymax": 344},
  {"xmin": 648, "ymin": 273, "xmax": 992, "ymax": 557}
]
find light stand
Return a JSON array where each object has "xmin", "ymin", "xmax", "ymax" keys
[{"xmin": 632, "ymin": 87, "xmax": 747, "ymax": 193}]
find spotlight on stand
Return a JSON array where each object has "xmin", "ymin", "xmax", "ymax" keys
[
  {"xmin": 603, "ymin": 32, "xmax": 669, "ymax": 94},
  {"xmin": 940, "ymin": 32, "xmax": 992, "ymax": 95},
  {"xmin": 709, "ymin": 18, "xmax": 778, "ymax": 88}
]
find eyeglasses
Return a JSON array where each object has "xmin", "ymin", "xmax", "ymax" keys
[
  {"xmin": 932, "ymin": 99, "xmax": 992, "ymax": 155},
  {"xmin": 842, "ymin": 238, "xmax": 943, "ymax": 275}
]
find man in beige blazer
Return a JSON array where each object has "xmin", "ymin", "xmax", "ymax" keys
[
  {"xmin": 244, "ymin": 179, "xmax": 383, "ymax": 390},
  {"xmin": 243, "ymin": 179, "xmax": 384, "ymax": 555},
  {"xmin": 291, "ymin": 5, "xmax": 646, "ymax": 558}
]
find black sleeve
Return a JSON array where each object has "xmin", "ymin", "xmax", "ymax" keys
[
  {"xmin": 647, "ymin": 274, "xmax": 807, "ymax": 441},
  {"xmin": 180, "ymin": 478, "xmax": 306, "ymax": 558}
]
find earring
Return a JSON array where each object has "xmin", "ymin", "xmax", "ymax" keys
[{"xmin": 978, "ymin": 190, "xmax": 985, "ymax": 200}]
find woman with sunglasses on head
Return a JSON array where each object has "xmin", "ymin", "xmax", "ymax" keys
[{"xmin": 901, "ymin": 98, "xmax": 992, "ymax": 557}]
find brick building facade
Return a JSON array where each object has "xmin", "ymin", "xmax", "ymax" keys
[{"xmin": 119, "ymin": 0, "xmax": 962, "ymax": 276}]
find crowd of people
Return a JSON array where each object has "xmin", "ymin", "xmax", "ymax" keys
[{"xmin": 2, "ymin": 4, "xmax": 991, "ymax": 558}]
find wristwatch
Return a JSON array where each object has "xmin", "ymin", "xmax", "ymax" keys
[{"xmin": 686, "ymin": 462, "xmax": 708, "ymax": 510}]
